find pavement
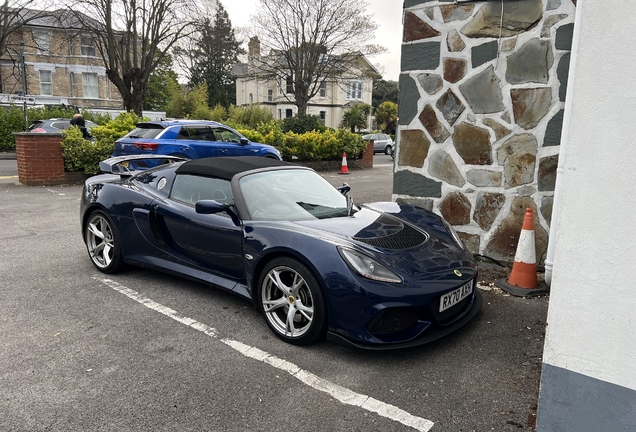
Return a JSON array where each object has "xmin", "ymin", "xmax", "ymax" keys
[{"xmin": 0, "ymin": 152, "xmax": 548, "ymax": 431}]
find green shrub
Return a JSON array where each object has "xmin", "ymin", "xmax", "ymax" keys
[
  {"xmin": 209, "ymin": 104, "xmax": 228, "ymax": 122},
  {"xmin": 0, "ymin": 106, "xmax": 26, "ymax": 150},
  {"xmin": 81, "ymin": 110, "xmax": 114, "ymax": 126},
  {"xmin": 90, "ymin": 111, "xmax": 146, "ymax": 144},
  {"xmin": 278, "ymin": 128, "xmax": 366, "ymax": 162},
  {"xmin": 61, "ymin": 111, "xmax": 144, "ymax": 174},
  {"xmin": 60, "ymin": 127, "xmax": 114, "ymax": 175},
  {"xmin": 228, "ymin": 105, "xmax": 274, "ymax": 129},
  {"xmin": 281, "ymin": 115, "xmax": 326, "ymax": 134}
]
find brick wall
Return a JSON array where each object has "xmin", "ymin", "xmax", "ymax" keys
[
  {"xmin": 361, "ymin": 141, "xmax": 374, "ymax": 169},
  {"xmin": 14, "ymin": 133, "xmax": 70, "ymax": 186}
]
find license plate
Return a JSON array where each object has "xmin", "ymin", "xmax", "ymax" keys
[{"xmin": 439, "ymin": 281, "xmax": 473, "ymax": 312}]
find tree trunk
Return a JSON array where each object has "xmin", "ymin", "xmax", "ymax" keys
[
  {"xmin": 124, "ymin": 92, "xmax": 145, "ymax": 116},
  {"xmin": 296, "ymin": 98, "xmax": 308, "ymax": 116}
]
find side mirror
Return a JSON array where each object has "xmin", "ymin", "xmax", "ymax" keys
[
  {"xmin": 195, "ymin": 200, "xmax": 227, "ymax": 214},
  {"xmin": 240, "ymin": 138, "xmax": 250, "ymax": 145},
  {"xmin": 337, "ymin": 183, "xmax": 351, "ymax": 196},
  {"xmin": 195, "ymin": 200, "xmax": 240, "ymax": 225}
]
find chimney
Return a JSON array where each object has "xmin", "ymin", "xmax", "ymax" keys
[{"xmin": 248, "ymin": 36, "xmax": 261, "ymax": 61}]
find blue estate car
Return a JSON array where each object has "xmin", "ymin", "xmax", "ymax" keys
[
  {"xmin": 81, "ymin": 155, "xmax": 482, "ymax": 349},
  {"xmin": 113, "ymin": 120, "xmax": 281, "ymax": 160}
]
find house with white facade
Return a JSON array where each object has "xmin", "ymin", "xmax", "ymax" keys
[{"xmin": 233, "ymin": 37, "xmax": 378, "ymax": 129}]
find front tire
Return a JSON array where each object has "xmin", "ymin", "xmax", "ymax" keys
[
  {"xmin": 85, "ymin": 211, "xmax": 125, "ymax": 274},
  {"xmin": 258, "ymin": 257, "xmax": 327, "ymax": 345}
]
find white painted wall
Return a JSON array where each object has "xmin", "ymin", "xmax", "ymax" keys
[{"xmin": 541, "ymin": 0, "xmax": 636, "ymax": 391}]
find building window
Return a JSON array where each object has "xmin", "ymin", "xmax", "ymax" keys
[
  {"xmin": 249, "ymin": 93, "xmax": 254, "ymax": 103},
  {"xmin": 286, "ymin": 76, "xmax": 293, "ymax": 94},
  {"xmin": 81, "ymin": 36, "xmax": 96, "ymax": 57},
  {"xmin": 35, "ymin": 33, "xmax": 50, "ymax": 54},
  {"xmin": 39, "ymin": 70, "xmax": 52, "ymax": 95},
  {"xmin": 319, "ymin": 111, "xmax": 326, "ymax": 125},
  {"xmin": 320, "ymin": 81, "xmax": 327, "ymax": 98},
  {"xmin": 82, "ymin": 73, "xmax": 98, "ymax": 98},
  {"xmin": 70, "ymin": 72, "xmax": 76, "ymax": 97},
  {"xmin": 285, "ymin": 109, "xmax": 293, "ymax": 118},
  {"xmin": 268, "ymin": 89, "xmax": 273, "ymax": 102},
  {"xmin": 346, "ymin": 81, "xmax": 363, "ymax": 100}
]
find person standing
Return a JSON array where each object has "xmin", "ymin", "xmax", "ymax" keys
[{"xmin": 70, "ymin": 113, "xmax": 91, "ymax": 139}]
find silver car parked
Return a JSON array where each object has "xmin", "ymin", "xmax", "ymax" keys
[{"xmin": 362, "ymin": 133, "xmax": 395, "ymax": 155}]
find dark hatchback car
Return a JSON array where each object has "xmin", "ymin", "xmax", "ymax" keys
[
  {"xmin": 113, "ymin": 120, "xmax": 282, "ymax": 160},
  {"xmin": 28, "ymin": 118, "xmax": 97, "ymax": 134}
]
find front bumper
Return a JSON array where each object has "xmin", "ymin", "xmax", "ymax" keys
[{"xmin": 326, "ymin": 290, "xmax": 483, "ymax": 350}]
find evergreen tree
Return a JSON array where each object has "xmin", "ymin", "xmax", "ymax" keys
[
  {"xmin": 144, "ymin": 55, "xmax": 181, "ymax": 112},
  {"xmin": 372, "ymin": 79, "xmax": 399, "ymax": 108},
  {"xmin": 190, "ymin": 1, "xmax": 243, "ymax": 108}
]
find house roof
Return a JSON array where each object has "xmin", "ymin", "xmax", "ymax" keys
[{"xmin": 17, "ymin": 8, "xmax": 102, "ymax": 30}]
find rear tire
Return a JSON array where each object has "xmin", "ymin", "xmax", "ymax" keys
[
  {"xmin": 384, "ymin": 145, "xmax": 391, "ymax": 155},
  {"xmin": 84, "ymin": 211, "xmax": 125, "ymax": 274}
]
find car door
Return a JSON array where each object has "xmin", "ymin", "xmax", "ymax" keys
[
  {"xmin": 154, "ymin": 173, "xmax": 244, "ymax": 280},
  {"xmin": 212, "ymin": 127, "xmax": 261, "ymax": 157},
  {"xmin": 176, "ymin": 126, "xmax": 219, "ymax": 158},
  {"xmin": 373, "ymin": 134, "xmax": 384, "ymax": 152}
]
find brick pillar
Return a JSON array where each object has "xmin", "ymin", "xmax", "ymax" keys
[
  {"xmin": 362, "ymin": 140, "xmax": 374, "ymax": 169},
  {"xmin": 14, "ymin": 133, "xmax": 67, "ymax": 186}
]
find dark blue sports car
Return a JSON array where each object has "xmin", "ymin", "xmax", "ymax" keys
[{"xmin": 81, "ymin": 156, "xmax": 482, "ymax": 349}]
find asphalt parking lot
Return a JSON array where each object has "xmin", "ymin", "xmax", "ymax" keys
[{"xmin": 0, "ymin": 153, "xmax": 548, "ymax": 431}]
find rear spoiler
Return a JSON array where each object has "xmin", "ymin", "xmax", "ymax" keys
[{"xmin": 99, "ymin": 155, "xmax": 187, "ymax": 177}]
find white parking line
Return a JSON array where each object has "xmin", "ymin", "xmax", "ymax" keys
[{"xmin": 94, "ymin": 275, "xmax": 435, "ymax": 432}]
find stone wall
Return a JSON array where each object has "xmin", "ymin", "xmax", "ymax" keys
[{"xmin": 396, "ymin": 0, "xmax": 576, "ymax": 264}]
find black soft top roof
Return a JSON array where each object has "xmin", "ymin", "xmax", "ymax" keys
[{"xmin": 176, "ymin": 156, "xmax": 295, "ymax": 180}]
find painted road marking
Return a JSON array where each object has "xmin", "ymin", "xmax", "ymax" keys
[{"xmin": 94, "ymin": 275, "xmax": 434, "ymax": 432}]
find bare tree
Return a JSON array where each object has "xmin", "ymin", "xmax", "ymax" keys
[
  {"xmin": 68, "ymin": 0, "xmax": 201, "ymax": 115},
  {"xmin": 250, "ymin": 0, "xmax": 383, "ymax": 116},
  {"xmin": 0, "ymin": 0, "xmax": 53, "ymax": 94}
]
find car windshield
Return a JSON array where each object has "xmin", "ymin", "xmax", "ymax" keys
[
  {"xmin": 124, "ymin": 124, "xmax": 164, "ymax": 139},
  {"xmin": 362, "ymin": 134, "xmax": 374, "ymax": 140},
  {"xmin": 239, "ymin": 169, "xmax": 348, "ymax": 221}
]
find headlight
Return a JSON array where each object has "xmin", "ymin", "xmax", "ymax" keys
[
  {"xmin": 440, "ymin": 217, "xmax": 465, "ymax": 250},
  {"xmin": 338, "ymin": 247, "xmax": 402, "ymax": 283}
]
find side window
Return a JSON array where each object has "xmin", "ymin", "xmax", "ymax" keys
[
  {"xmin": 51, "ymin": 121, "xmax": 70, "ymax": 130},
  {"xmin": 170, "ymin": 174, "xmax": 234, "ymax": 206},
  {"xmin": 212, "ymin": 128, "xmax": 241, "ymax": 144},
  {"xmin": 177, "ymin": 126, "xmax": 215, "ymax": 141}
]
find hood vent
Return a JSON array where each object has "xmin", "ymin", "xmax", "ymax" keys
[{"xmin": 353, "ymin": 221, "xmax": 428, "ymax": 250}]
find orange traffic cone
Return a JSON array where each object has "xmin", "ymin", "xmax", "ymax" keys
[
  {"xmin": 495, "ymin": 208, "xmax": 549, "ymax": 297},
  {"xmin": 338, "ymin": 152, "xmax": 349, "ymax": 175}
]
